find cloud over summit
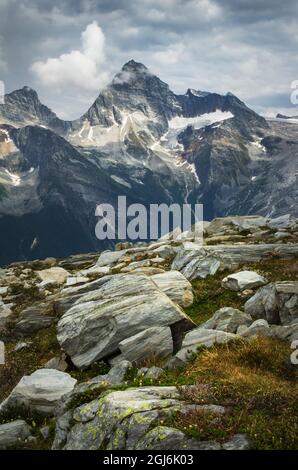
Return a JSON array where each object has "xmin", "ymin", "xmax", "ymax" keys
[{"xmin": 31, "ymin": 21, "xmax": 108, "ymax": 91}]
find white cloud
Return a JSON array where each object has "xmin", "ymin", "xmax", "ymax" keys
[
  {"xmin": 192, "ymin": 0, "xmax": 221, "ymax": 19},
  {"xmin": 153, "ymin": 42, "xmax": 185, "ymax": 65},
  {"xmin": 31, "ymin": 21, "xmax": 109, "ymax": 91}
]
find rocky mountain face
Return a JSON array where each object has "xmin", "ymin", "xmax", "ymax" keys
[
  {"xmin": 0, "ymin": 215, "xmax": 297, "ymax": 450},
  {"xmin": 0, "ymin": 60, "xmax": 297, "ymax": 264},
  {"xmin": 0, "ymin": 87, "xmax": 70, "ymax": 134}
]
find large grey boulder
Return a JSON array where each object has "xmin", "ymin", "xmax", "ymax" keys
[
  {"xmin": 118, "ymin": 327, "xmax": 173, "ymax": 363},
  {"xmin": 244, "ymin": 281, "xmax": 298, "ymax": 325},
  {"xmin": 175, "ymin": 328, "xmax": 237, "ymax": 363},
  {"xmin": 57, "ymin": 274, "xmax": 195, "ymax": 369},
  {"xmin": 201, "ymin": 307, "xmax": 252, "ymax": 333},
  {"xmin": 222, "ymin": 271, "xmax": 267, "ymax": 292},
  {"xmin": 0, "ymin": 420, "xmax": 32, "ymax": 449},
  {"xmin": 151, "ymin": 271, "xmax": 194, "ymax": 307},
  {"xmin": 0, "ymin": 369, "xmax": 77, "ymax": 416}
]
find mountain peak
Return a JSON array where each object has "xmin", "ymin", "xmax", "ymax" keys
[
  {"xmin": 22, "ymin": 86, "xmax": 37, "ymax": 94},
  {"xmin": 186, "ymin": 88, "xmax": 210, "ymax": 98},
  {"xmin": 121, "ymin": 59, "xmax": 148, "ymax": 73},
  {"xmin": 9, "ymin": 86, "xmax": 39, "ymax": 101}
]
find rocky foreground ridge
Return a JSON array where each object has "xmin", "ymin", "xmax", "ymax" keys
[{"xmin": 0, "ymin": 214, "xmax": 298, "ymax": 450}]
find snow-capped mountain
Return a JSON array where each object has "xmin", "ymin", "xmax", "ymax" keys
[{"xmin": 0, "ymin": 60, "xmax": 297, "ymax": 264}]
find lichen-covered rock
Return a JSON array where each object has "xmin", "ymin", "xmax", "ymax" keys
[
  {"xmin": 0, "ymin": 369, "xmax": 77, "ymax": 416},
  {"xmin": 134, "ymin": 426, "xmax": 221, "ymax": 450},
  {"xmin": 0, "ymin": 420, "xmax": 32, "ymax": 449},
  {"xmin": 57, "ymin": 274, "xmax": 194, "ymax": 369},
  {"xmin": 53, "ymin": 385, "xmax": 249, "ymax": 451},
  {"xmin": 61, "ymin": 386, "xmax": 181, "ymax": 450},
  {"xmin": 56, "ymin": 386, "xmax": 228, "ymax": 450}
]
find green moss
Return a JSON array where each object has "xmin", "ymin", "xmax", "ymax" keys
[
  {"xmin": 185, "ymin": 273, "xmax": 243, "ymax": 325},
  {"xmin": 67, "ymin": 386, "xmax": 106, "ymax": 410},
  {"xmin": 70, "ymin": 361, "xmax": 110, "ymax": 382}
]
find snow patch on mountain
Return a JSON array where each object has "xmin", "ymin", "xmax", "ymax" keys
[{"xmin": 168, "ymin": 110, "xmax": 233, "ymax": 130}]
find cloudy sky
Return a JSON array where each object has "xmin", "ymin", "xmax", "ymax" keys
[{"xmin": 0, "ymin": 0, "xmax": 298, "ymax": 119}]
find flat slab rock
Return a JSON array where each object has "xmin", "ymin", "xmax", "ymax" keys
[
  {"xmin": 0, "ymin": 369, "xmax": 77, "ymax": 416},
  {"xmin": 57, "ymin": 273, "xmax": 195, "ymax": 369},
  {"xmin": 222, "ymin": 271, "xmax": 267, "ymax": 292}
]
